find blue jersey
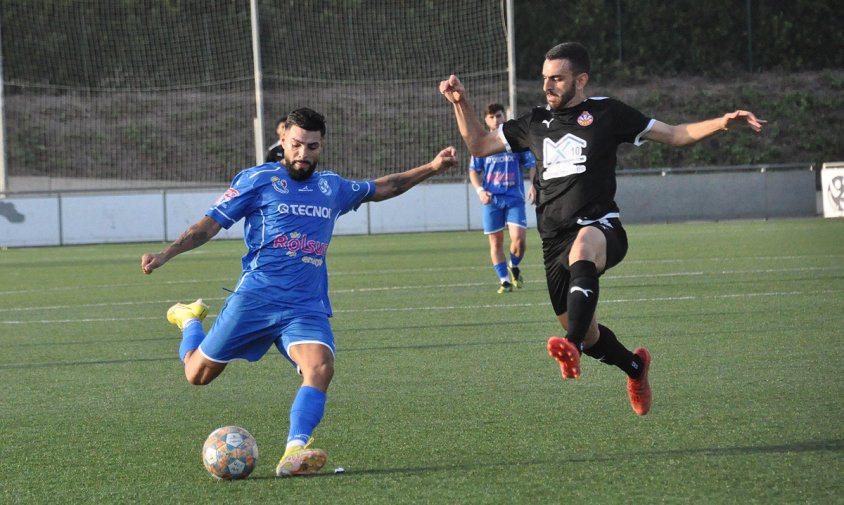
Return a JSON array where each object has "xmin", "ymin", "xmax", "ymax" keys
[
  {"xmin": 207, "ymin": 163, "xmax": 375, "ymax": 316},
  {"xmin": 469, "ymin": 150, "xmax": 536, "ymax": 198}
]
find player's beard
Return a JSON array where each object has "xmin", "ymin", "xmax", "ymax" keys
[
  {"xmin": 546, "ymin": 81, "xmax": 577, "ymax": 111},
  {"xmin": 285, "ymin": 160, "xmax": 317, "ymax": 181}
]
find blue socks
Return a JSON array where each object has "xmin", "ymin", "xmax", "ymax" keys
[
  {"xmin": 287, "ymin": 386, "xmax": 326, "ymax": 446},
  {"xmin": 178, "ymin": 320, "xmax": 205, "ymax": 362},
  {"xmin": 494, "ymin": 262, "xmax": 509, "ymax": 283},
  {"xmin": 509, "ymin": 253, "xmax": 522, "ymax": 268}
]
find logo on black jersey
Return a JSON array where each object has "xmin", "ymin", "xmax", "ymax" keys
[
  {"xmin": 542, "ymin": 118, "xmax": 555, "ymax": 128},
  {"xmin": 542, "ymin": 133, "xmax": 587, "ymax": 180},
  {"xmin": 577, "ymin": 112, "xmax": 593, "ymax": 127}
]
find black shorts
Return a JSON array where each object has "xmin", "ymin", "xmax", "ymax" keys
[{"xmin": 542, "ymin": 217, "xmax": 628, "ymax": 316}]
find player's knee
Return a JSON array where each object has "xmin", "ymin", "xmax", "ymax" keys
[
  {"xmin": 185, "ymin": 372, "xmax": 212, "ymax": 386},
  {"xmin": 316, "ymin": 362, "xmax": 335, "ymax": 382},
  {"xmin": 303, "ymin": 361, "xmax": 334, "ymax": 386}
]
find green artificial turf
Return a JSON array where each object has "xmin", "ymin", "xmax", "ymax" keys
[{"xmin": 1, "ymin": 218, "xmax": 842, "ymax": 504}]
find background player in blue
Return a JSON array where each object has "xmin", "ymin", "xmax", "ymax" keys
[
  {"xmin": 441, "ymin": 42, "xmax": 765, "ymax": 416},
  {"xmin": 469, "ymin": 103, "xmax": 537, "ymax": 294},
  {"xmin": 141, "ymin": 108, "xmax": 457, "ymax": 476}
]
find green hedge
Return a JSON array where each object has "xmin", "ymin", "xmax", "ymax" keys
[{"xmin": 514, "ymin": 0, "xmax": 844, "ymax": 80}]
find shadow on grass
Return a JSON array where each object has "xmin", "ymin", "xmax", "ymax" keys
[
  {"xmin": 0, "ymin": 356, "xmax": 173, "ymax": 369},
  {"xmin": 6, "ymin": 319, "xmax": 536, "ymax": 350},
  {"xmin": 312, "ymin": 439, "xmax": 844, "ymax": 477},
  {"xmin": 8, "ymin": 335, "xmax": 174, "ymax": 347}
]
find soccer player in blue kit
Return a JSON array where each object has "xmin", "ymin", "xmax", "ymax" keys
[
  {"xmin": 469, "ymin": 103, "xmax": 537, "ymax": 294},
  {"xmin": 441, "ymin": 42, "xmax": 764, "ymax": 416},
  {"xmin": 141, "ymin": 108, "xmax": 457, "ymax": 476}
]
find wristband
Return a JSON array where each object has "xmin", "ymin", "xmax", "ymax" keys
[{"xmin": 475, "ymin": 186, "xmax": 485, "ymax": 195}]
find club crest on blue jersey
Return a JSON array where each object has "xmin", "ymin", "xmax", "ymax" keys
[
  {"xmin": 318, "ymin": 178, "xmax": 332, "ymax": 196},
  {"xmin": 271, "ymin": 176, "xmax": 289, "ymax": 194}
]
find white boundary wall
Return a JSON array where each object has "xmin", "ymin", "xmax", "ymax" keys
[
  {"xmin": 820, "ymin": 162, "xmax": 844, "ymax": 218},
  {"xmin": 0, "ymin": 165, "xmax": 817, "ymax": 248}
]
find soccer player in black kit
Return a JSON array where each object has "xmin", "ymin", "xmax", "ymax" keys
[{"xmin": 440, "ymin": 42, "xmax": 765, "ymax": 415}]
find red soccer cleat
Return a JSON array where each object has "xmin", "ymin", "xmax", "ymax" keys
[
  {"xmin": 547, "ymin": 336, "xmax": 581, "ymax": 379},
  {"xmin": 627, "ymin": 347, "xmax": 652, "ymax": 416}
]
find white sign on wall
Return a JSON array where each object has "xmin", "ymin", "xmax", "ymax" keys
[{"xmin": 821, "ymin": 162, "xmax": 844, "ymax": 218}]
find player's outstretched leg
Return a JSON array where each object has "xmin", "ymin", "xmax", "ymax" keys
[
  {"xmin": 547, "ymin": 336, "xmax": 581, "ymax": 379},
  {"xmin": 627, "ymin": 347, "xmax": 652, "ymax": 415},
  {"xmin": 276, "ymin": 385, "xmax": 329, "ymax": 477}
]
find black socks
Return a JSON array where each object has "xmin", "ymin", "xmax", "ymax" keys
[
  {"xmin": 565, "ymin": 260, "xmax": 600, "ymax": 350},
  {"xmin": 565, "ymin": 260, "xmax": 643, "ymax": 378},
  {"xmin": 583, "ymin": 324, "xmax": 643, "ymax": 379}
]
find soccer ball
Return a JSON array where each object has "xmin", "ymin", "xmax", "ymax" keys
[{"xmin": 202, "ymin": 426, "xmax": 259, "ymax": 480}]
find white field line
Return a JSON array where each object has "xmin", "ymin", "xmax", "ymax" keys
[
  {"xmin": 0, "ymin": 264, "xmax": 840, "ymax": 313},
  {"xmin": 1, "ymin": 288, "xmax": 841, "ymax": 325},
  {"xmin": 1, "ymin": 262, "xmax": 841, "ymax": 299}
]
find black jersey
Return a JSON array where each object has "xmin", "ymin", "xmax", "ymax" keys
[
  {"xmin": 265, "ymin": 141, "xmax": 285, "ymax": 163},
  {"xmin": 501, "ymin": 97, "xmax": 653, "ymax": 237}
]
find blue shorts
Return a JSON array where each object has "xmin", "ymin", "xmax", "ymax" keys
[
  {"xmin": 482, "ymin": 194, "xmax": 527, "ymax": 234},
  {"xmin": 198, "ymin": 293, "xmax": 335, "ymax": 366}
]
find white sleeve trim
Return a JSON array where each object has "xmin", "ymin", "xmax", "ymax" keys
[
  {"xmin": 634, "ymin": 119, "xmax": 656, "ymax": 146},
  {"xmin": 496, "ymin": 124, "xmax": 513, "ymax": 153}
]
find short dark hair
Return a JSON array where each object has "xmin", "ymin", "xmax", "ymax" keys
[
  {"xmin": 544, "ymin": 42, "xmax": 590, "ymax": 76},
  {"xmin": 275, "ymin": 114, "xmax": 287, "ymax": 128},
  {"xmin": 484, "ymin": 103, "xmax": 505, "ymax": 116},
  {"xmin": 285, "ymin": 108, "xmax": 326, "ymax": 136}
]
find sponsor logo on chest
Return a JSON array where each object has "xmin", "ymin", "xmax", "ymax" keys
[
  {"xmin": 277, "ymin": 203, "xmax": 332, "ymax": 219},
  {"xmin": 542, "ymin": 133, "xmax": 588, "ymax": 180}
]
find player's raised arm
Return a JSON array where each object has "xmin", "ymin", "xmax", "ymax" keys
[
  {"xmin": 643, "ymin": 110, "xmax": 766, "ymax": 147},
  {"xmin": 367, "ymin": 147, "xmax": 458, "ymax": 202},
  {"xmin": 141, "ymin": 215, "xmax": 222, "ymax": 274},
  {"xmin": 439, "ymin": 75, "xmax": 506, "ymax": 158}
]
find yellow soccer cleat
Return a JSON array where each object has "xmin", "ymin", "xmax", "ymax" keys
[
  {"xmin": 275, "ymin": 437, "xmax": 327, "ymax": 477},
  {"xmin": 166, "ymin": 299, "xmax": 209, "ymax": 331},
  {"xmin": 497, "ymin": 281, "xmax": 513, "ymax": 294}
]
